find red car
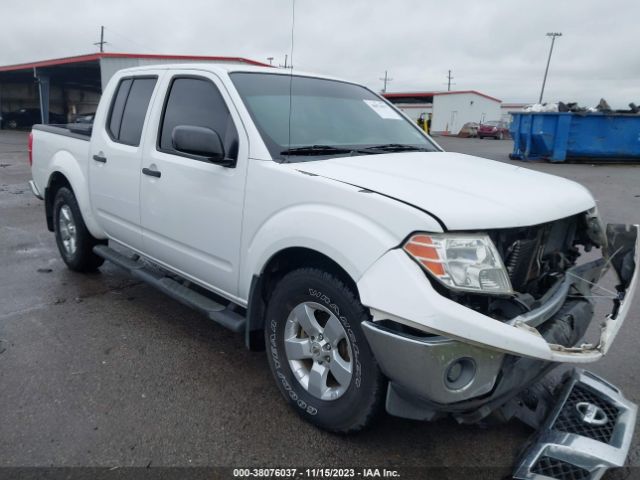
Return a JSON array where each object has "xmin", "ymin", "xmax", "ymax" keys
[{"xmin": 478, "ymin": 120, "xmax": 509, "ymax": 140}]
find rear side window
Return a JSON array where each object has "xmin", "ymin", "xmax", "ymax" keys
[
  {"xmin": 159, "ymin": 77, "xmax": 238, "ymax": 159},
  {"xmin": 107, "ymin": 77, "xmax": 157, "ymax": 146},
  {"xmin": 108, "ymin": 79, "xmax": 132, "ymax": 139}
]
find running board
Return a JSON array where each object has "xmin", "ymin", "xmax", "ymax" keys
[
  {"xmin": 513, "ymin": 369, "xmax": 637, "ymax": 480},
  {"xmin": 93, "ymin": 245, "xmax": 246, "ymax": 333}
]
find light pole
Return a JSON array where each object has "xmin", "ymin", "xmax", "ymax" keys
[{"xmin": 539, "ymin": 32, "xmax": 562, "ymax": 104}]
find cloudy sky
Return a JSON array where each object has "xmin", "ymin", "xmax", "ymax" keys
[{"xmin": 2, "ymin": 0, "xmax": 638, "ymax": 107}]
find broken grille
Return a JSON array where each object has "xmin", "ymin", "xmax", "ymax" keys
[
  {"xmin": 553, "ymin": 384, "xmax": 620, "ymax": 444},
  {"xmin": 530, "ymin": 456, "xmax": 590, "ymax": 480}
]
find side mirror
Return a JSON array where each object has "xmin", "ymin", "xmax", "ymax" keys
[{"xmin": 171, "ymin": 125, "xmax": 233, "ymax": 166}]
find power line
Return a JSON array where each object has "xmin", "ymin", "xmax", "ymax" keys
[
  {"xmin": 379, "ymin": 70, "xmax": 393, "ymax": 93},
  {"xmin": 93, "ymin": 25, "xmax": 108, "ymax": 52},
  {"xmin": 445, "ymin": 69, "xmax": 455, "ymax": 91}
]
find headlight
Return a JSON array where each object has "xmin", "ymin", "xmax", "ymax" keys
[{"xmin": 403, "ymin": 233, "xmax": 513, "ymax": 294}]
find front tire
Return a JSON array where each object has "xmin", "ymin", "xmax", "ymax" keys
[
  {"xmin": 53, "ymin": 187, "xmax": 105, "ymax": 272},
  {"xmin": 265, "ymin": 268, "xmax": 384, "ymax": 433}
]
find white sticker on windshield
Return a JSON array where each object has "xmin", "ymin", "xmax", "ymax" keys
[{"xmin": 363, "ymin": 100, "xmax": 402, "ymax": 120}]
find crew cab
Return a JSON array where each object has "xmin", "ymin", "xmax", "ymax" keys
[{"xmin": 29, "ymin": 64, "xmax": 638, "ymax": 478}]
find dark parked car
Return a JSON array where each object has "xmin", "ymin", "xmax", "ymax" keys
[
  {"xmin": 1, "ymin": 108, "xmax": 66, "ymax": 129},
  {"xmin": 478, "ymin": 120, "xmax": 510, "ymax": 140}
]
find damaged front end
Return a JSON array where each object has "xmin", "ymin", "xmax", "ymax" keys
[{"xmin": 357, "ymin": 216, "xmax": 638, "ymax": 479}]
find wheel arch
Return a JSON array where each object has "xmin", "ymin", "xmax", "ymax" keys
[
  {"xmin": 44, "ymin": 171, "xmax": 72, "ymax": 231},
  {"xmin": 245, "ymin": 246, "xmax": 359, "ymax": 351}
]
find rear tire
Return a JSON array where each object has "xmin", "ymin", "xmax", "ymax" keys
[
  {"xmin": 53, "ymin": 187, "xmax": 105, "ymax": 272},
  {"xmin": 264, "ymin": 268, "xmax": 384, "ymax": 433}
]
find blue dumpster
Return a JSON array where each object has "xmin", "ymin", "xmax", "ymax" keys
[{"xmin": 509, "ymin": 112, "xmax": 640, "ymax": 162}]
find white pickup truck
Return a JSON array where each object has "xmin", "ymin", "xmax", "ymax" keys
[{"xmin": 29, "ymin": 64, "xmax": 638, "ymax": 478}]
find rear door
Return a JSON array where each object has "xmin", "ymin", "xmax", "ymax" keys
[
  {"xmin": 140, "ymin": 71, "xmax": 248, "ymax": 298},
  {"xmin": 89, "ymin": 75, "xmax": 159, "ymax": 249}
]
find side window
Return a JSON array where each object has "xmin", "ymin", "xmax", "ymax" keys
[
  {"xmin": 108, "ymin": 79, "xmax": 132, "ymax": 140},
  {"xmin": 159, "ymin": 77, "xmax": 239, "ymax": 160},
  {"xmin": 107, "ymin": 77, "xmax": 157, "ymax": 146}
]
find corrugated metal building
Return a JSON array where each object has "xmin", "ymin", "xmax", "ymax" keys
[
  {"xmin": 384, "ymin": 90, "xmax": 502, "ymax": 135},
  {"xmin": 500, "ymin": 102, "xmax": 528, "ymax": 123},
  {"xmin": 0, "ymin": 53, "xmax": 268, "ymax": 128}
]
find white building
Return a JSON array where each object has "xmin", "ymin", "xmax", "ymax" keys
[
  {"xmin": 500, "ymin": 103, "xmax": 528, "ymax": 124},
  {"xmin": 384, "ymin": 90, "xmax": 502, "ymax": 135}
]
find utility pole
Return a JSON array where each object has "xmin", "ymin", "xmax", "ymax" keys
[
  {"xmin": 379, "ymin": 70, "xmax": 393, "ymax": 93},
  {"xmin": 539, "ymin": 32, "xmax": 562, "ymax": 103},
  {"xmin": 281, "ymin": 54, "xmax": 291, "ymax": 69},
  {"xmin": 267, "ymin": 57, "xmax": 274, "ymax": 66},
  {"xmin": 94, "ymin": 25, "xmax": 108, "ymax": 53},
  {"xmin": 446, "ymin": 69, "xmax": 454, "ymax": 91}
]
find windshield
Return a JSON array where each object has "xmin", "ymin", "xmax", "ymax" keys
[{"xmin": 230, "ymin": 72, "xmax": 438, "ymax": 162}]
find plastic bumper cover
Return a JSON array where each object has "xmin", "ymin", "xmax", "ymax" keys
[
  {"xmin": 357, "ymin": 224, "xmax": 639, "ymax": 363},
  {"xmin": 362, "ymin": 321, "xmax": 504, "ymax": 405}
]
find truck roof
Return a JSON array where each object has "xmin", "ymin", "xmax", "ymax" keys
[{"xmin": 115, "ymin": 63, "xmax": 348, "ymax": 83}]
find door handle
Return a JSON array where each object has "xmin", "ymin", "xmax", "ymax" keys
[
  {"xmin": 142, "ymin": 167, "xmax": 161, "ymax": 178},
  {"xmin": 92, "ymin": 154, "xmax": 107, "ymax": 163}
]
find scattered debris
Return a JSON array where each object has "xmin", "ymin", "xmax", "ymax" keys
[
  {"xmin": 53, "ymin": 297, "xmax": 66, "ymax": 305},
  {"xmin": 37, "ymin": 267, "xmax": 53, "ymax": 273}
]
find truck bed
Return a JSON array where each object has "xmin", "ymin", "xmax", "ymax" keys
[{"xmin": 30, "ymin": 123, "xmax": 93, "ymax": 231}]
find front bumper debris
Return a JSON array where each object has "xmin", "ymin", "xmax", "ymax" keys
[
  {"xmin": 514, "ymin": 369, "xmax": 637, "ymax": 480},
  {"xmin": 357, "ymin": 224, "xmax": 639, "ymax": 362}
]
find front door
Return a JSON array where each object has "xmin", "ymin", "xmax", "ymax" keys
[{"xmin": 140, "ymin": 72, "xmax": 248, "ymax": 298}]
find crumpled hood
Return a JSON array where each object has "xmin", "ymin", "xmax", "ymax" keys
[{"xmin": 291, "ymin": 152, "xmax": 595, "ymax": 230}]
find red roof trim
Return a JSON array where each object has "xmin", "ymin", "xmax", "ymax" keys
[
  {"xmin": 383, "ymin": 90, "xmax": 501, "ymax": 103},
  {"xmin": 383, "ymin": 92, "xmax": 437, "ymax": 98},
  {"xmin": 0, "ymin": 52, "xmax": 270, "ymax": 72}
]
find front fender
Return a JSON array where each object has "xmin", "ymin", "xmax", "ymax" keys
[{"xmin": 239, "ymin": 203, "xmax": 400, "ymax": 299}]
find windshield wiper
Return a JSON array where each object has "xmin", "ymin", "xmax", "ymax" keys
[
  {"xmin": 360, "ymin": 143, "xmax": 429, "ymax": 153},
  {"xmin": 280, "ymin": 145, "xmax": 354, "ymax": 156}
]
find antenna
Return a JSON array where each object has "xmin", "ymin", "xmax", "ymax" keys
[
  {"xmin": 286, "ymin": 0, "xmax": 296, "ymax": 158},
  {"xmin": 93, "ymin": 25, "xmax": 108, "ymax": 52},
  {"xmin": 379, "ymin": 70, "xmax": 393, "ymax": 93}
]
